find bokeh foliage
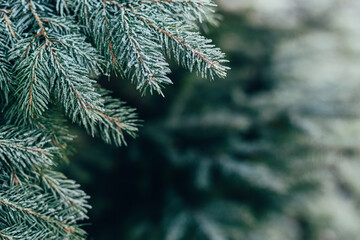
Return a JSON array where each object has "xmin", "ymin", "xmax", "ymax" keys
[{"xmin": 65, "ymin": 2, "xmax": 360, "ymax": 239}]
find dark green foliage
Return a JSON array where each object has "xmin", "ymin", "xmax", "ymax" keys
[
  {"xmin": 0, "ymin": 0, "xmax": 227, "ymax": 238},
  {"xmin": 65, "ymin": 6, "xmax": 360, "ymax": 240}
]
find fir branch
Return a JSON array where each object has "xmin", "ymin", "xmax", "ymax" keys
[
  {"xmin": 1, "ymin": 11, "xmax": 18, "ymax": 40},
  {"xmin": 6, "ymin": 1, "xmax": 137, "ymax": 147},
  {"xmin": 88, "ymin": 1, "xmax": 172, "ymax": 94},
  {"xmin": 136, "ymin": 14, "xmax": 228, "ymax": 79},
  {"xmin": 0, "ymin": 224, "xmax": 49, "ymax": 240},
  {"xmin": 9, "ymin": 38, "xmax": 50, "ymax": 120},
  {"xmin": 35, "ymin": 169, "xmax": 90, "ymax": 222},
  {"xmin": 0, "ymin": 0, "xmax": 227, "ymax": 238},
  {"xmin": 0, "ymin": 11, "xmax": 17, "ymax": 103},
  {"xmin": 128, "ymin": 0, "xmax": 218, "ymax": 25},
  {"xmin": 50, "ymin": 34, "xmax": 103, "ymax": 74},
  {"xmin": 0, "ymin": 126, "xmax": 55, "ymax": 171},
  {"xmin": 101, "ymin": 1, "xmax": 123, "ymax": 74},
  {"xmin": 34, "ymin": 110, "xmax": 75, "ymax": 162},
  {"xmin": 0, "ymin": 185, "xmax": 87, "ymax": 239},
  {"xmin": 0, "ymin": 48, "xmax": 11, "ymax": 104},
  {"xmin": 67, "ymin": 0, "xmax": 227, "ymax": 95},
  {"xmin": 86, "ymin": 88, "xmax": 139, "ymax": 146},
  {"xmin": 116, "ymin": 6, "xmax": 172, "ymax": 95}
]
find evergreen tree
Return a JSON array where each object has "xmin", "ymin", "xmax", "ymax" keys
[
  {"xmin": 0, "ymin": 0, "xmax": 227, "ymax": 239},
  {"xmin": 64, "ymin": 1, "xmax": 360, "ymax": 240}
]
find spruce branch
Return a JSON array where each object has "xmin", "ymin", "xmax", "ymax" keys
[
  {"xmin": 0, "ymin": 0, "xmax": 227, "ymax": 238},
  {"xmin": 136, "ymin": 14, "xmax": 228, "ymax": 79},
  {"xmin": 35, "ymin": 169, "xmax": 90, "ymax": 221},
  {"xmin": 0, "ymin": 123, "xmax": 90, "ymax": 239},
  {"xmin": 5, "ymin": 0, "xmax": 137, "ymax": 147},
  {"xmin": 112, "ymin": 6, "xmax": 172, "ymax": 95},
  {"xmin": 0, "ymin": 10, "xmax": 17, "ymax": 103},
  {"xmin": 87, "ymin": 88, "xmax": 139, "ymax": 146},
  {"xmin": 65, "ymin": 0, "xmax": 228, "ymax": 95},
  {"xmin": 9, "ymin": 38, "xmax": 50, "ymax": 120},
  {"xmin": 0, "ymin": 185, "xmax": 86, "ymax": 239},
  {"xmin": 0, "ymin": 126, "xmax": 55, "ymax": 171},
  {"xmin": 89, "ymin": 1, "xmax": 172, "ymax": 95},
  {"xmin": 127, "ymin": 0, "xmax": 219, "ymax": 27}
]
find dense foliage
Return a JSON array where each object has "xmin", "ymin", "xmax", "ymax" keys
[
  {"xmin": 65, "ymin": 2, "xmax": 360, "ymax": 240},
  {"xmin": 0, "ymin": 0, "xmax": 227, "ymax": 239}
]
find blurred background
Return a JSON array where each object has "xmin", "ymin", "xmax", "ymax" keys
[{"xmin": 61, "ymin": 0, "xmax": 360, "ymax": 239}]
